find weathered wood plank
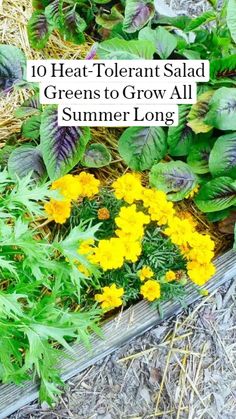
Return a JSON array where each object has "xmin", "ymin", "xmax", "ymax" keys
[{"xmin": 0, "ymin": 249, "xmax": 236, "ymax": 419}]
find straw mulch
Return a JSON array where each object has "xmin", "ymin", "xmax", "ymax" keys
[{"xmin": 8, "ymin": 278, "xmax": 236, "ymax": 419}]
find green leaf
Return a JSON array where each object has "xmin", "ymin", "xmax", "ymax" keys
[
  {"xmin": 27, "ymin": 11, "xmax": 53, "ymax": 50},
  {"xmin": 0, "ymin": 44, "xmax": 26, "ymax": 93},
  {"xmin": 139, "ymin": 26, "xmax": 177, "ymax": 59},
  {"xmin": 82, "ymin": 143, "xmax": 111, "ymax": 168},
  {"xmin": 227, "ymin": 0, "xmax": 236, "ymax": 43},
  {"xmin": 187, "ymin": 140, "xmax": 213, "ymax": 174},
  {"xmin": 0, "ymin": 292, "xmax": 25, "ymax": 319},
  {"xmin": 40, "ymin": 105, "xmax": 90, "ymax": 180},
  {"xmin": 210, "ymin": 55, "xmax": 236, "ymax": 80},
  {"xmin": 185, "ymin": 11, "xmax": 216, "ymax": 32},
  {"xmin": 96, "ymin": 6, "xmax": 123, "ymax": 30},
  {"xmin": 14, "ymin": 93, "xmax": 42, "ymax": 118},
  {"xmin": 8, "ymin": 145, "xmax": 47, "ymax": 181},
  {"xmin": 45, "ymin": 0, "xmax": 60, "ymax": 27},
  {"xmin": 59, "ymin": 1, "xmax": 86, "ymax": 44},
  {"xmin": 209, "ymin": 133, "xmax": 236, "ymax": 179},
  {"xmin": 195, "ymin": 177, "xmax": 236, "ymax": 212},
  {"xmin": 118, "ymin": 126, "xmax": 167, "ymax": 171},
  {"xmin": 22, "ymin": 115, "xmax": 41, "ymax": 140},
  {"xmin": 205, "ymin": 87, "xmax": 236, "ymax": 130},
  {"xmin": 167, "ymin": 105, "xmax": 194, "ymax": 157},
  {"xmin": 149, "ymin": 161, "xmax": 198, "ymax": 201},
  {"xmin": 123, "ymin": 0, "xmax": 155, "ymax": 33},
  {"xmin": 96, "ymin": 38, "xmax": 156, "ymax": 59},
  {"xmin": 207, "ymin": 208, "xmax": 232, "ymax": 222},
  {"xmin": 187, "ymin": 90, "xmax": 214, "ymax": 134}
]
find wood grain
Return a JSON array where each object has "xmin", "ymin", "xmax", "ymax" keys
[{"xmin": 0, "ymin": 249, "xmax": 236, "ymax": 419}]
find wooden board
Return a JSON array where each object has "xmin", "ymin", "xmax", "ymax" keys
[{"xmin": 0, "ymin": 249, "xmax": 236, "ymax": 419}]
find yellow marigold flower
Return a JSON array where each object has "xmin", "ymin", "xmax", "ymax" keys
[
  {"xmin": 121, "ymin": 240, "xmax": 142, "ymax": 263},
  {"xmin": 141, "ymin": 188, "xmax": 167, "ymax": 208},
  {"xmin": 185, "ymin": 185, "xmax": 199, "ymax": 199},
  {"xmin": 78, "ymin": 239, "xmax": 95, "ymax": 256},
  {"xmin": 165, "ymin": 270, "xmax": 176, "ymax": 282},
  {"xmin": 178, "ymin": 211, "xmax": 197, "ymax": 228},
  {"xmin": 187, "ymin": 232, "xmax": 215, "ymax": 263},
  {"xmin": 115, "ymin": 204, "xmax": 150, "ymax": 238},
  {"xmin": 164, "ymin": 217, "xmax": 195, "ymax": 247},
  {"xmin": 44, "ymin": 199, "xmax": 71, "ymax": 224},
  {"xmin": 138, "ymin": 266, "xmax": 154, "ymax": 281},
  {"xmin": 112, "ymin": 173, "xmax": 143, "ymax": 204},
  {"xmin": 148, "ymin": 201, "xmax": 175, "ymax": 225},
  {"xmin": 187, "ymin": 261, "xmax": 216, "ymax": 286},
  {"xmin": 75, "ymin": 172, "xmax": 100, "ymax": 198},
  {"xmin": 77, "ymin": 263, "xmax": 90, "ymax": 277},
  {"xmin": 51, "ymin": 174, "xmax": 82, "ymax": 201},
  {"xmin": 95, "ymin": 284, "xmax": 124, "ymax": 310},
  {"xmin": 140, "ymin": 280, "xmax": 161, "ymax": 302},
  {"xmin": 98, "ymin": 207, "xmax": 110, "ymax": 220},
  {"xmin": 92, "ymin": 238, "xmax": 125, "ymax": 271}
]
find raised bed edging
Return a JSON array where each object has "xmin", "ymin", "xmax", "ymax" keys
[{"xmin": 0, "ymin": 249, "xmax": 236, "ymax": 419}]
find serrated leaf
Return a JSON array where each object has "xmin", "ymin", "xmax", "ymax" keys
[
  {"xmin": 149, "ymin": 161, "xmax": 198, "ymax": 201},
  {"xmin": 168, "ymin": 105, "xmax": 194, "ymax": 156},
  {"xmin": 187, "ymin": 140, "xmax": 213, "ymax": 174},
  {"xmin": 0, "ymin": 44, "xmax": 26, "ymax": 93},
  {"xmin": 40, "ymin": 106, "xmax": 90, "ymax": 180},
  {"xmin": 139, "ymin": 26, "xmax": 177, "ymax": 59},
  {"xmin": 205, "ymin": 87, "xmax": 236, "ymax": 130},
  {"xmin": 59, "ymin": 1, "xmax": 86, "ymax": 44},
  {"xmin": 96, "ymin": 38, "xmax": 156, "ymax": 59},
  {"xmin": 227, "ymin": 0, "xmax": 236, "ymax": 43},
  {"xmin": 119, "ymin": 126, "xmax": 167, "ymax": 171},
  {"xmin": 185, "ymin": 11, "xmax": 216, "ymax": 32},
  {"xmin": 187, "ymin": 90, "xmax": 214, "ymax": 134},
  {"xmin": 209, "ymin": 133, "xmax": 236, "ymax": 179},
  {"xmin": 96, "ymin": 6, "xmax": 123, "ymax": 30},
  {"xmin": 22, "ymin": 115, "xmax": 41, "ymax": 140},
  {"xmin": 82, "ymin": 143, "xmax": 111, "ymax": 168},
  {"xmin": 14, "ymin": 93, "xmax": 42, "ymax": 118},
  {"xmin": 123, "ymin": 0, "xmax": 155, "ymax": 33},
  {"xmin": 8, "ymin": 145, "xmax": 47, "ymax": 181},
  {"xmin": 195, "ymin": 177, "xmax": 236, "ymax": 212},
  {"xmin": 27, "ymin": 11, "xmax": 53, "ymax": 50}
]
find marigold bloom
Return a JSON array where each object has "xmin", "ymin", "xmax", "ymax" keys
[
  {"xmin": 140, "ymin": 280, "xmax": 161, "ymax": 302},
  {"xmin": 92, "ymin": 238, "xmax": 125, "ymax": 271},
  {"xmin": 121, "ymin": 240, "xmax": 142, "ymax": 263},
  {"xmin": 78, "ymin": 239, "xmax": 95, "ymax": 256},
  {"xmin": 141, "ymin": 188, "xmax": 167, "ymax": 208},
  {"xmin": 112, "ymin": 173, "xmax": 143, "ymax": 204},
  {"xmin": 115, "ymin": 204, "xmax": 150, "ymax": 240},
  {"xmin": 165, "ymin": 270, "xmax": 176, "ymax": 282},
  {"xmin": 95, "ymin": 284, "xmax": 124, "ymax": 310},
  {"xmin": 51, "ymin": 174, "xmax": 81, "ymax": 201},
  {"xmin": 75, "ymin": 172, "xmax": 100, "ymax": 198},
  {"xmin": 98, "ymin": 207, "xmax": 110, "ymax": 220},
  {"xmin": 139, "ymin": 266, "xmax": 154, "ymax": 281},
  {"xmin": 44, "ymin": 199, "xmax": 71, "ymax": 224},
  {"xmin": 164, "ymin": 217, "xmax": 195, "ymax": 246},
  {"xmin": 148, "ymin": 201, "xmax": 175, "ymax": 225},
  {"xmin": 187, "ymin": 261, "xmax": 216, "ymax": 286}
]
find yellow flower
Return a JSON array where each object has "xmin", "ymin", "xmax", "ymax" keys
[
  {"xmin": 77, "ymin": 263, "xmax": 90, "ymax": 277},
  {"xmin": 78, "ymin": 239, "xmax": 95, "ymax": 256},
  {"xmin": 51, "ymin": 174, "xmax": 81, "ymax": 201},
  {"xmin": 178, "ymin": 211, "xmax": 197, "ymax": 229},
  {"xmin": 112, "ymin": 173, "xmax": 143, "ymax": 204},
  {"xmin": 121, "ymin": 240, "xmax": 142, "ymax": 263},
  {"xmin": 140, "ymin": 280, "xmax": 161, "ymax": 302},
  {"xmin": 138, "ymin": 266, "xmax": 154, "ymax": 281},
  {"xmin": 148, "ymin": 201, "xmax": 175, "ymax": 225},
  {"xmin": 75, "ymin": 172, "xmax": 100, "ymax": 198},
  {"xmin": 164, "ymin": 217, "xmax": 195, "ymax": 246},
  {"xmin": 115, "ymin": 204, "xmax": 150, "ymax": 240},
  {"xmin": 185, "ymin": 185, "xmax": 199, "ymax": 199},
  {"xmin": 92, "ymin": 238, "xmax": 125, "ymax": 271},
  {"xmin": 141, "ymin": 188, "xmax": 167, "ymax": 208},
  {"xmin": 165, "ymin": 270, "xmax": 176, "ymax": 282},
  {"xmin": 98, "ymin": 207, "xmax": 110, "ymax": 220},
  {"xmin": 95, "ymin": 284, "xmax": 124, "ymax": 310},
  {"xmin": 187, "ymin": 261, "xmax": 216, "ymax": 286},
  {"xmin": 44, "ymin": 199, "xmax": 71, "ymax": 224},
  {"xmin": 187, "ymin": 232, "xmax": 215, "ymax": 264}
]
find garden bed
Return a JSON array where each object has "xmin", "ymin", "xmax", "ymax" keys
[{"xmin": 0, "ymin": 0, "xmax": 236, "ymax": 418}]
